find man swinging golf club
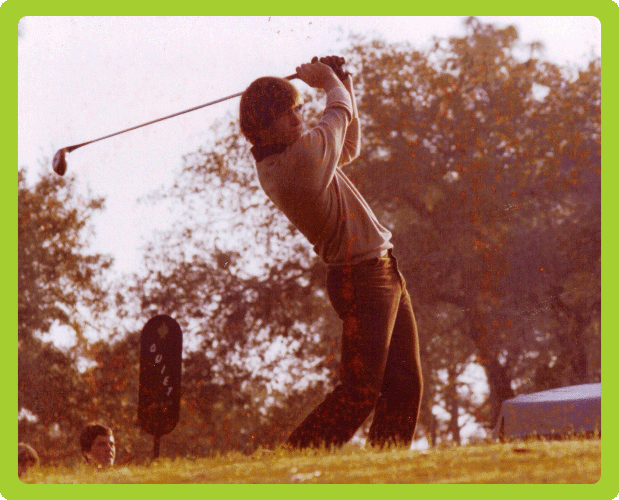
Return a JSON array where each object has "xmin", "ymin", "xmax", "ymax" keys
[{"xmin": 240, "ymin": 56, "xmax": 423, "ymax": 450}]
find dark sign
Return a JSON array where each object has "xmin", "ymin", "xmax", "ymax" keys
[{"xmin": 137, "ymin": 315, "xmax": 182, "ymax": 438}]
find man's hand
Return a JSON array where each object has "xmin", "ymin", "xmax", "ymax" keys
[
  {"xmin": 319, "ymin": 56, "xmax": 351, "ymax": 82},
  {"xmin": 295, "ymin": 57, "xmax": 342, "ymax": 92}
]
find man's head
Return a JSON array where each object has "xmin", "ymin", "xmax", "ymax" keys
[
  {"xmin": 80, "ymin": 423, "xmax": 116, "ymax": 468},
  {"xmin": 18, "ymin": 443, "xmax": 39, "ymax": 477},
  {"xmin": 240, "ymin": 77, "xmax": 304, "ymax": 147}
]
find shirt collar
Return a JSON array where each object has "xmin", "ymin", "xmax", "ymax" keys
[{"xmin": 250, "ymin": 143, "xmax": 289, "ymax": 162}]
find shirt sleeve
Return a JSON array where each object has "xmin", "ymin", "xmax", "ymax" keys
[
  {"xmin": 338, "ymin": 81, "xmax": 361, "ymax": 167},
  {"xmin": 290, "ymin": 86, "xmax": 354, "ymax": 195}
]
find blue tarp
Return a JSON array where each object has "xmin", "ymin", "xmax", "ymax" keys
[{"xmin": 493, "ymin": 383, "xmax": 601, "ymax": 439}]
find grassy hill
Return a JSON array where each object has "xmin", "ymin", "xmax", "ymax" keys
[{"xmin": 21, "ymin": 438, "xmax": 601, "ymax": 484}]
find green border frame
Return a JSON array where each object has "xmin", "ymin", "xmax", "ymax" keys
[{"xmin": 6, "ymin": 5, "xmax": 618, "ymax": 500}]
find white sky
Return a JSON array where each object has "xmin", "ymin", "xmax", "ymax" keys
[{"xmin": 18, "ymin": 16, "xmax": 601, "ymax": 276}]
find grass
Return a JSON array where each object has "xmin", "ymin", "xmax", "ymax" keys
[{"xmin": 22, "ymin": 438, "xmax": 601, "ymax": 484}]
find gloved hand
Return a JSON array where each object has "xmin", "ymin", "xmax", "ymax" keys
[{"xmin": 317, "ymin": 55, "xmax": 351, "ymax": 81}]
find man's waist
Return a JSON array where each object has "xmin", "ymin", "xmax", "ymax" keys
[{"xmin": 325, "ymin": 246, "xmax": 392, "ymax": 267}]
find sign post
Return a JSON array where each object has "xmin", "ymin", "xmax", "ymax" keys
[{"xmin": 137, "ymin": 315, "xmax": 182, "ymax": 458}]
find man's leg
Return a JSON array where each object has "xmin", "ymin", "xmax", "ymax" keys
[
  {"xmin": 286, "ymin": 258, "xmax": 402, "ymax": 449},
  {"xmin": 367, "ymin": 284, "xmax": 423, "ymax": 448}
]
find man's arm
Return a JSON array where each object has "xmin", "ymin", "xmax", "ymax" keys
[
  {"xmin": 284, "ymin": 58, "xmax": 356, "ymax": 196},
  {"xmin": 296, "ymin": 58, "xmax": 359, "ymax": 167},
  {"xmin": 338, "ymin": 74, "xmax": 361, "ymax": 166}
]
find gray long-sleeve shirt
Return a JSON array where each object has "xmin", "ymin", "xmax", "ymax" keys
[{"xmin": 254, "ymin": 86, "xmax": 392, "ymax": 265}]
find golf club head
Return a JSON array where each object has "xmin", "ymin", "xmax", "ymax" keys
[{"xmin": 53, "ymin": 148, "xmax": 67, "ymax": 176}]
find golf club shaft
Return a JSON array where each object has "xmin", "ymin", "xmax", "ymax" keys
[
  {"xmin": 66, "ymin": 73, "xmax": 298, "ymax": 154},
  {"xmin": 52, "ymin": 73, "xmax": 299, "ymax": 176}
]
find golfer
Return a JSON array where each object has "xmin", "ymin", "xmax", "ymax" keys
[{"xmin": 240, "ymin": 56, "xmax": 423, "ymax": 449}]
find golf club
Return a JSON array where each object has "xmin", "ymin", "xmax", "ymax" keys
[{"xmin": 52, "ymin": 73, "xmax": 298, "ymax": 176}]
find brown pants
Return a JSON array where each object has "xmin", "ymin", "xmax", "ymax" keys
[{"xmin": 286, "ymin": 250, "xmax": 423, "ymax": 449}]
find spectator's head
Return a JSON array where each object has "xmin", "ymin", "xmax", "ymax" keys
[
  {"xmin": 18, "ymin": 443, "xmax": 39, "ymax": 477},
  {"xmin": 80, "ymin": 423, "xmax": 115, "ymax": 468},
  {"xmin": 240, "ymin": 77, "xmax": 303, "ymax": 146}
]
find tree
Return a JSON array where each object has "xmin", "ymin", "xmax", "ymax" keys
[
  {"xmin": 498, "ymin": 57, "xmax": 601, "ymax": 392},
  {"xmin": 18, "ymin": 167, "xmax": 113, "ymax": 463},
  {"xmin": 343, "ymin": 17, "xmax": 600, "ymax": 433},
  {"xmin": 18, "ymin": 168, "xmax": 112, "ymax": 341}
]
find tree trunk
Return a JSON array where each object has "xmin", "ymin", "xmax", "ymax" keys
[
  {"xmin": 447, "ymin": 367, "xmax": 461, "ymax": 445},
  {"xmin": 470, "ymin": 312, "xmax": 515, "ymax": 427},
  {"xmin": 430, "ymin": 413, "xmax": 438, "ymax": 448}
]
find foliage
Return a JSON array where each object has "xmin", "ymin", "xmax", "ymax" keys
[
  {"xmin": 18, "ymin": 168, "xmax": 112, "ymax": 341},
  {"xmin": 342, "ymin": 17, "xmax": 600, "ymax": 431},
  {"xmin": 18, "ymin": 167, "xmax": 114, "ymax": 464}
]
